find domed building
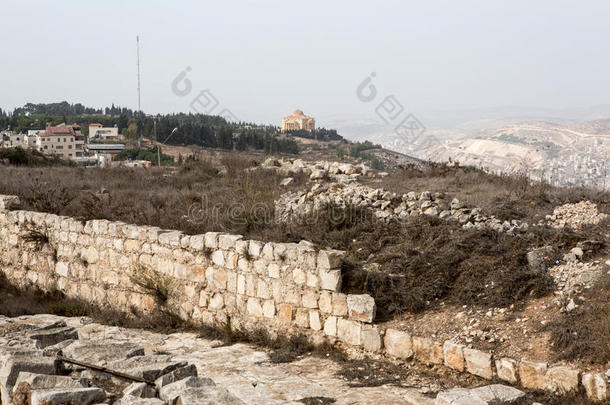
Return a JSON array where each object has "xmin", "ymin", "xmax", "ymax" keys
[{"xmin": 281, "ymin": 109, "xmax": 315, "ymax": 132}]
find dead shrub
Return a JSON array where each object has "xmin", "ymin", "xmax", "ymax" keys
[{"xmin": 129, "ymin": 267, "xmax": 174, "ymax": 305}]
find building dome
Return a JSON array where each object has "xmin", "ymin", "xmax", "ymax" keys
[{"xmin": 292, "ymin": 109, "xmax": 305, "ymax": 116}]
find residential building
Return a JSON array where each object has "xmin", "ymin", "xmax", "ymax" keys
[
  {"xmin": 35, "ymin": 124, "xmax": 83, "ymax": 159},
  {"xmin": 281, "ymin": 109, "xmax": 315, "ymax": 132},
  {"xmin": 89, "ymin": 123, "xmax": 120, "ymax": 141}
]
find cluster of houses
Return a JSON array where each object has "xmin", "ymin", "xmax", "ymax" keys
[{"xmin": 0, "ymin": 123, "xmax": 127, "ymax": 166}]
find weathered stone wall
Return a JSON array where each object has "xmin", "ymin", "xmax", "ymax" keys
[
  {"xmin": 0, "ymin": 195, "xmax": 376, "ymax": 347},
  {"xmin": 0, "ymin": 194, "xmax": 607, "ymax": 402}
]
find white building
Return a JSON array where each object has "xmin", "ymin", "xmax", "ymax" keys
[{"xmin": 89, "ymin": 123, "xmax": 120, "ymax": 141}]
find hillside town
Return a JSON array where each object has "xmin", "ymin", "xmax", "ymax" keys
[{"xmin": 0, "ymin": 123, "xmax": 127, "ymax": 166}]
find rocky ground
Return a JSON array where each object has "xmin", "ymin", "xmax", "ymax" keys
[{"xmin": 0, "ymin": 314, "xmax": 547, "ymax": 405}]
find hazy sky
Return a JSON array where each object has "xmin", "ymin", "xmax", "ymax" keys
[{"xmin": 2, "ymin": 0, "xmax": 610, "ymax": 127}]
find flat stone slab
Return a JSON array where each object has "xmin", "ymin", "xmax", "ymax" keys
[
  {"xmin": 61, "ymin": 341, "xmax": 145, "ymax": 364},
  {"xmin": 29, "ymin": 387, "xmax": 106, "ymax": 405},
  {"xmin": 108, "ymin": 355, "xmax": 187, "ymax": 381},
  {"xmin": 29, "ymin": 326, "xmax": 79, "ymax": 348}
]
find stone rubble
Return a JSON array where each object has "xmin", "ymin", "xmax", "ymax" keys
[
  {"xmin": 260, "ymin": 157, "xmax": 373, "ymax": 181},
  {"xmin": 546, "ymin": 201, "xmax": 608, "ymax": 229},
  {"xmin": 275, "ymin": 182, "xmax": 529, "ymax": 234}
]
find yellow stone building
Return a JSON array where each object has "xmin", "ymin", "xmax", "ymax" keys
[{"xmin": 281, "ymin": 109, "xmax": 315, "ymax": 132}]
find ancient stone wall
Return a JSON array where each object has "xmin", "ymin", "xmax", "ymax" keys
[
  {"xmin": 0, "ymin": 194, "xmax": 607, "ymax": 402},
  {"xmin": 0, "ymin": 195, "xmax": 376, "ymax": 347}
]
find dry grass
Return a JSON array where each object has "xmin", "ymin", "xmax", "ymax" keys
[{"xmin": 545, "ymin": 271, "xmax": 610, "ymax": 366}]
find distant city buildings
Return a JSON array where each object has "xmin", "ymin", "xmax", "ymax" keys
[{"xmin": 281, "ymin": 109, "xmax": 315, "ymax": 132}]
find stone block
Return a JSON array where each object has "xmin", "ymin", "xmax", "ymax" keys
[
  {"xmin": 323, "ymin": 316, "xmax": 337, "ymax": 336},
  {"xmin": 318, "ymin": 291, "xmax": 332, "ymax": 314},
  {"xmin": 209, "ymin": 294, "xmax": 224, "ymax": 310},
  {"xmin": 236, "ymin": 274, "xmax": 246, "ymax": 295},
  {"xmin": 158, "ymin": 231, "xmax": 183, "ymax": 247},
  {"xmin": 218, "ymin": 234, "xmax": 243, "ymax": 250},
  {"xmin": 320, "ymin": 269, "xmax": 342, "ymax": 292},
  {"xmin": 235, "ymin": 240, "xmax": 249, "ymax": 255},
  {"xmin": 309, "ymin": 310, "xmax": 322, "ymax": 331},
  {"xmin": 226, "ymin": 271, "xmax": 237, "ymax": 293},
  {"xmin": 30, "ymin": 387, "xmax": 106, "ymax": 405},
  {"xmin": 443, "ymin": 341, "xmax": 465, "ymax": 372},
  {"xmin": 246, "ymin": 298, "xmax": 263, "ymax": 317},
  {"xmin": 302, "ymin": 290, "xmax": 318, "ymax": 309},
  {"xmin": 337, "ymin": 318, "xmax": 362, "ymax": 346},
  {"xmin": 545, "ymin": 366, "xmax": 580, "ymax": 394},
  {"xmin": 331, "ymin": 293, "xmax": 348, "ymax": 316},
  {"xmin": 469, "ymin": 384, "xmax": 526, "ymax": 404},
  {"xmin": 361, "ymin": 326, "xmax": 382, "ymax": 352},
  {"xmin": 295, "ymin": 308, "xmax": 309, "ymax": 328},
  {"xmin": 518, "ymin": 360, "xmax": 547, "ymax": 390},
  {"xmin": 317, "ymin": 249, "xmax": 345, "ymax": 270},
  {"xmin": 384, "ymin": 329, "xmax": 412, "ymax": 359},
  {"xmin": 292, "ymin": 268, "xmax": 306, "ymax": 285},
  {"xmin": 464, "ymin": 348, "xmax": 493, "ymax": 379},
  {"xmin": 204, "ymin": 232, "xmax": 220, "ymax": 249},
  {"xmin": 261, "ymin": 243, "xmax": 274, "ymax": 260},
  {"xmin": 435, "ymin": 388, "xmax": 487, "ymax": 405},
  {"xmin": 211, "ymin": 250, "xmax": 225, "ymax": 266},
  {"xmin": 306, "ymin": 272, "xmax": 320, "ymax": 288},
  {"xmin": 262, "ymin": 300, "xmax": 275, "ymax": 318},
  {"xmin": 278, "ymin": 304, "xmax": 293, "ymax": 325},
  {"xmin": 582, "ymin": 372, "xmax": 608, "ymax": 402},
  {"xmin": 412, "ymin": 336, "xmax": 443, "ymax": 365},
  {"xmin": 248, "ymin": 240, "xmax": 263, "ymax": 257},
  {"xmin": 267, "ymin": 263, "xmax": 280, "ymax": 279},
  {"xmin": 346, "ymin": 294, "xmax": 376, "ymax": 323},
  {"xmin": 495, "ymin": 357, "xmax": 518, "ymax": 384},
  {"xmin": 256, "ymin": 279, "xmax": 272, "ymax": 299},
  {"xmin": 189, "ymin": 235, "xmax": 205, "ymax": 251}
]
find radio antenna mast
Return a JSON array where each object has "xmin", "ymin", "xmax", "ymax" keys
[{"xmin": 136, "ymin": 35, "xmax": 142, "ymax": 148}]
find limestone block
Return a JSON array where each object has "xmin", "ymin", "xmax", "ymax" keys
[
  {"xmin": 158, "ymin": 231, "xmax": 183, "ymax": 248},
  {"xmin": 384, "ymin": 329, "xmax": 413, "ymax": 359},
  {"xmin": 495, "ymin": 358, "xmax": 518, "ymax": 384},
  {"xmin": 464, "ymin": 348, "xmax": 493, "ymax": 379},
  {"xmin": 469, "ymin": 384, "xmax": 526, "ymax": 404},
  {"xmin": 295, "ymin": 308, "xmax": 309, "ymax": 328},
  {"xmin": 361, "ymin": 325, "xmax": 382, "ymax": 352},
  {"xmin": 412, "ymin": 336, "xmax": 443, "ymax": 365},
  {"xmin": 545, "ymin": 366, "xmax": 580, "ymax": 394},
  {"xmin": 273, "ymin": 243, "xmax": 287, "ymax": 261},
  {"xmin": 199, "ymin": 291, "xmax": 208, "ymax": 307},
  {"xmin": 337, "ymin": 318, "xmax": 362, "ymax": 346},
  {"xmin": 320, "ymin": 269, "xmax": 341, "ymax": 292},
  {"xmin": 278, "ymin": 304, "xmax": 293, "ymax": 325},
  {"xmin": 283, "ymin": 289, "xmax": 301, "ymax": 305},
  {"xmin": 211, "ymin": 250, "xmax": 225, "ymax": 266},
  {"xmin": 246, "ymin": 298, "xmax": 263, "ymax": 317},
  {"xmin": 324, "ymin": 316, "xmax": 337, "ymax": 336},
  {"xmin": 248, "ymin": 240, "xmax": 263, "ymax": 257},
  {"xmin": 226, "ymin": 271, "xmax": 237, "ymax": 293},
  {"xmin": 235, "ymin": 240, "xmax": 249, "ymax": 255},
  {"xmin": 309, "ymin": 310, "xmax": 322, "ymax": 330},
  {"xmin": 302, "ymin": 290, "xmax": 319, "ymax": 309},
  {"xmin": 518, "ymin": 360, "xmax": 548, "ymax": 390},
  {"xmin": 292, "ymin": 268, "xmax": 306, "ymax": 285},
  {"xmin": 256, "ymin": 279, "xmax": 272, "ymax": 299},
  {"xmin": 189, "ymin": 235, "xmax": 205, "ymax": 251},
  {"xmin": 306, "ymin": 272, "xmax": 320, "ymax": 288},
  {"xmin": 236, "ymin": 274, "xmax": 246, "ymax": 295},
  {"xmin": 582, "ymin": 372, "xmax": 608, "ymax": 402},
  {"xmin": 443, "ymin": 341, "xmax": 465, "ymax": 372},
  {"xmin": 237, "ymin": 258, "xmax": 251, "ymax": 272},
  {"xmin": 30, "ymin": 387, "xmax": 106, "ymax": 405},
  {"xmin": 252, "ymin": 259, "xmax": 266, "ymax": 275},
  {"xmin": 435, "ymin": 388, "xmax": 487, "ymax": 405},
  {"xmin": 218, "ymin": 234, "xmax": 243, "ymax": 250},
  {"xmin": 319, "ymin": 291, "xmax": 332, "ymax": 314},
  {"xmin": 204, "ymin": 232, "xmax": 220, "ymax": 249},
  {"xmin": 261, "ymin": 243, "xmax": 274, "ymax": 260},
  {"xmin": 317, "ymin": 249, "xmax": 345, "ymax": 270},
  {"xmin": 245, "ymin": 274, "xmax": 257, "ymax": 297},
  {"xmin": 331, "ymin": 293, "xmax": 348, "ymax": 316},
  {"xmin": 262, "ymin": 300, "xmax": 275, "ymax": 318},
  {"xmin": 55, "ymin": 262, "xmax": 69, "ymax": 278},
  {"xmin": 267, "ymin": 263, "xmax": 280, "ymax": 279},
  {"xmin": 225, "ymin": 252, "xmax": 238, "ymax": 270},
  {"xmin": 346, "ymin": 294, "xmax": 376, "ymax": 323}
]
